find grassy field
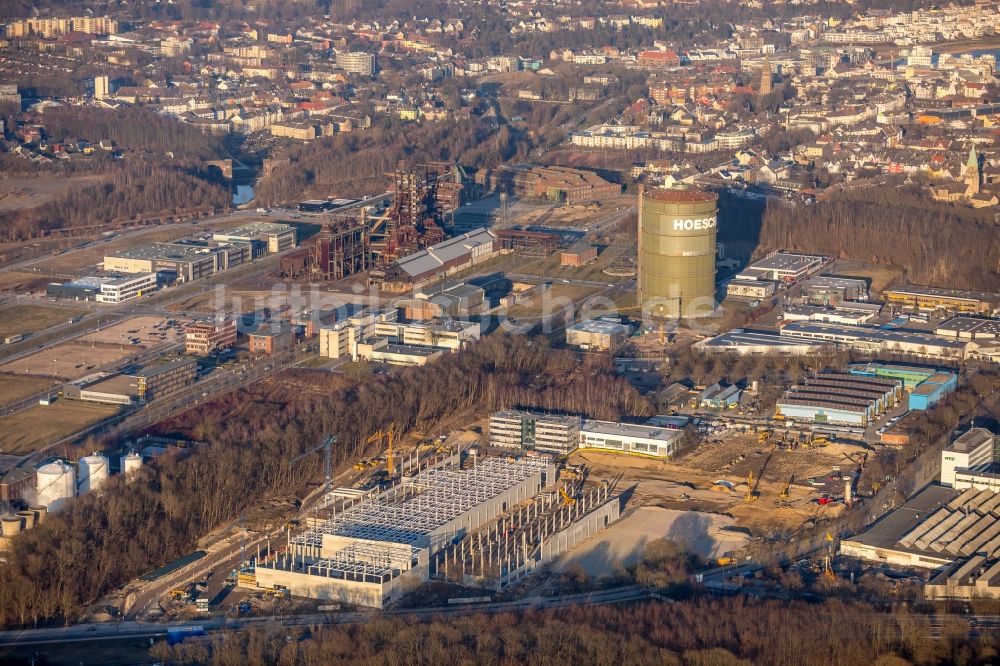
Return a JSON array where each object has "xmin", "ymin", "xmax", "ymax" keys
[
  {"xmin": 0, "ymin": 372, "xmax": 57, "ymax": 406},
  {"xmin": 517, "ymin": 240, "xmax": 634, "ymax": 283},
  {"xmin": 0, "ymin": 400, "xmax": 119, "ymax": 455},
  {"xmin": 506, "ymin": 284, "xmax": 602, "ymax": 317},
  {"xmin": 0, "ymin": 304, "xmax": 85, "ymax": 340}
]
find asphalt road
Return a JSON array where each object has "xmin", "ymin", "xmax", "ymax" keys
[{"xmin": 0, "ymin": 586, "xmax": 654, "ymax": 647}]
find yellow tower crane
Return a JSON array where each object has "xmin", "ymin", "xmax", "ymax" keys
[
  {"xmin": 366, "ymin": 425, "xmax": 401, "ymax": 476},
  {"xmin": 386, "ymin": 424, "xmax": 399, "ymax": 477}
]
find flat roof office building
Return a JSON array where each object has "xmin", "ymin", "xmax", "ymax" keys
[
  {"xmin": 579, "ymin": 420, "xmax": 682, "ymax": 458},
  {"xmin": 96, "ymin": 272, "xmax": 158, "ymax": 304},
  {"xmin": 104, "ymin": 244, "xmax": 220, "ymax": 282},
  {"xmin": 935, "ymin": 316, "xmax": 1000, "ymax": 341},
  {"xmin": 185, "ymin": 320, "xmax": 238, "ymax": 355},
  {"xmin": 565, "ymin": 319, "xmax": 632, "ymax": 351},
  {"xmin": 942, "ymin": 428, "xmax": 995, "ymax": 488},
  {"xmin": 489, "ymin": 411, "xmax": 582, "ymax": 454},
  {"xmin": 884, "ymin": 285, "xmax": 1000, "ymax": 315},
  {"xmin": 735, "ymin": 252, "xmax": 827, "ymax": 283},
  {"xmin": 135, "ymin": 358, "xmax": 197, "ymax": 402},
  {"xmin": 212, "ymin": 222, "xmax": 297, "ymax": 254}
]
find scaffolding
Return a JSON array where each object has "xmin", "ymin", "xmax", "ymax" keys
[
  {"xmin": 435, "ymin": 479, "xmax": 616, "ymax": 589},
  {"xmin": 275, "ymin": 456, "xmax": 551, "ymax": 585}
]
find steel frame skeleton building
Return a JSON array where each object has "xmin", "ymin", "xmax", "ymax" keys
[{"xmin": 255, "ymin": 455, "xmax": 556, "ymax": 607}]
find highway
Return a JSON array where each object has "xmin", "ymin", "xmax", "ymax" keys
[
  {"xmin": 3, "ymin": 590, "xmax": 999, "ymax": 650},
  {"xmin": 0, "ymin": 586, "xmax": 655, "ymax": 648}
]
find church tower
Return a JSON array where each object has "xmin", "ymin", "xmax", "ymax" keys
[
  {"xmin": 759, "ymin": 54, "xmax": 773, "ymax": 95},
  {"xmin": 965, "ymin": 145, "xmax": 981, "ymax": 196}
]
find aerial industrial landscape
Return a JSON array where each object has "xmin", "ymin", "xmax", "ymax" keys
[{"xmin": 0, "ymin": 0, "xmax": 999, "ymax": 663}]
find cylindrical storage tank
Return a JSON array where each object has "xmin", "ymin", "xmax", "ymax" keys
[
  {"xmin": 30, "ymin": 505, "xmax": 47, "ymax": 524},
  {"xmin": 1, "ymin": 515, "xmax": 23, "ymax": 537},
  {"xmin": 16, "ymin": 510, "xmax": 35, "ymax": 530},
  {"xmin": 121, "ymin": 453, "xmax": 143, "ymax": 479},
  {"xmin": 638, "ymin": 186, "xmax": 718, "ymax": 319},
  {"xmin": 36, "ymin": 461, "xmax": 76, "ymax": 511},
  {"xmin": 78, "ymin": 454, "xmax": 110, "ymax": 495}
]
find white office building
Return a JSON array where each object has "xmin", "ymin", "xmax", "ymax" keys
[
  {"xmin": 579, "ymin": 420, "xmax": 682, "ymax": 458},
  {"xmin": 942, "ymin": 428, "xmax": 996, "ymax": 487},
  {"xmin": 96, "ymin": 273, "xmax": 158, "ymax": 303}
]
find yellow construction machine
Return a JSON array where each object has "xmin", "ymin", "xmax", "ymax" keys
[
  {"xmin": 744, "ymin": 472, "xmax": 757, "ymax": 504},
  {"xmin": 559, "ymin": 486, "xmax": 577, "ymax": 505},
  {"xmin": 365, "ymin": 424, "xmax": 400, "ymax": 475},
  {"xmin": 779, "ymin": 475, "xmax": 794, "ymax": 500}
]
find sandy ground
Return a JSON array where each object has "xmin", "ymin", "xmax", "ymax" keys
[
  {"xmin": 166, "ymin": 288, "xmax": 282, "ymax": 315},
  {"xmin": 829, "ymin": 259, "xmax": 903, "ymax": 295},
  {"xmin": 0, "ymin": 315, "xmax": 182, "ymax": 380},
  {"xmin": 555, "ymin": 506, "xmax": 749, "ymax": 576},
  {"xmin": 576, "ymin": 435, "xmax": 859, "ymax": 534}
]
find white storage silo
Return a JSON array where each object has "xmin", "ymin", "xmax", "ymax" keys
[
  {"xmin": 15, "ymin": 510, "xmax": 35, "ymax": 530},
  {"xmin": 0, "ymin": 515, "xmax": 22, "ymax": 538},
  {"xmin": 121, "ymin": 452, "xmax": 143, "ymax": 479},
  {"xmin": 78, "ymin": 454, "xmax": 110, "ymax": 494},
  {"xmin": 36, "ymin": 461, "xmax": 76, "ymax": 511}
]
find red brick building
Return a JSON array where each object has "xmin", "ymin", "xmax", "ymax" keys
[
  {"xmin": 185, "ymin": 320, "xmax": 238, "ymax": 355},
  {"xmin": 637, "ymin": 50, "xmax": 680, "ymax": 69},
  {"xmin": 248, "ymin": 326, "xmax": 296, "ymax": 356},
  {"xmin": 561, "ymin": 244, "xmax": 598, "ymax": 267}
]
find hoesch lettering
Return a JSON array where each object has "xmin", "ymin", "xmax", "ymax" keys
[{"xmin": 672, "ymin": 217, "xmax": 717, "ymax": 231}]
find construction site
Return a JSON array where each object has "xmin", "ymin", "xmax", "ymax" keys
[
  {"xmin": 574, "ymin": 429, "xmax": 866, "ymax": 535},
  {"xmin": 244, "ymin": 450, "xmax": 621, "ymax": 609}
]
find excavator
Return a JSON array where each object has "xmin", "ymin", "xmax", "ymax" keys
[
  {"xmin": 559, "ymin": 485, "xmax": 578, "ymax": 505},
  {"xmin": 745, "ymin": 471, "xmax": 757, "ymax": 504},
  {"xmin": 779, "ymin": 475, "xmax": 794, "ymax": 501}
]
